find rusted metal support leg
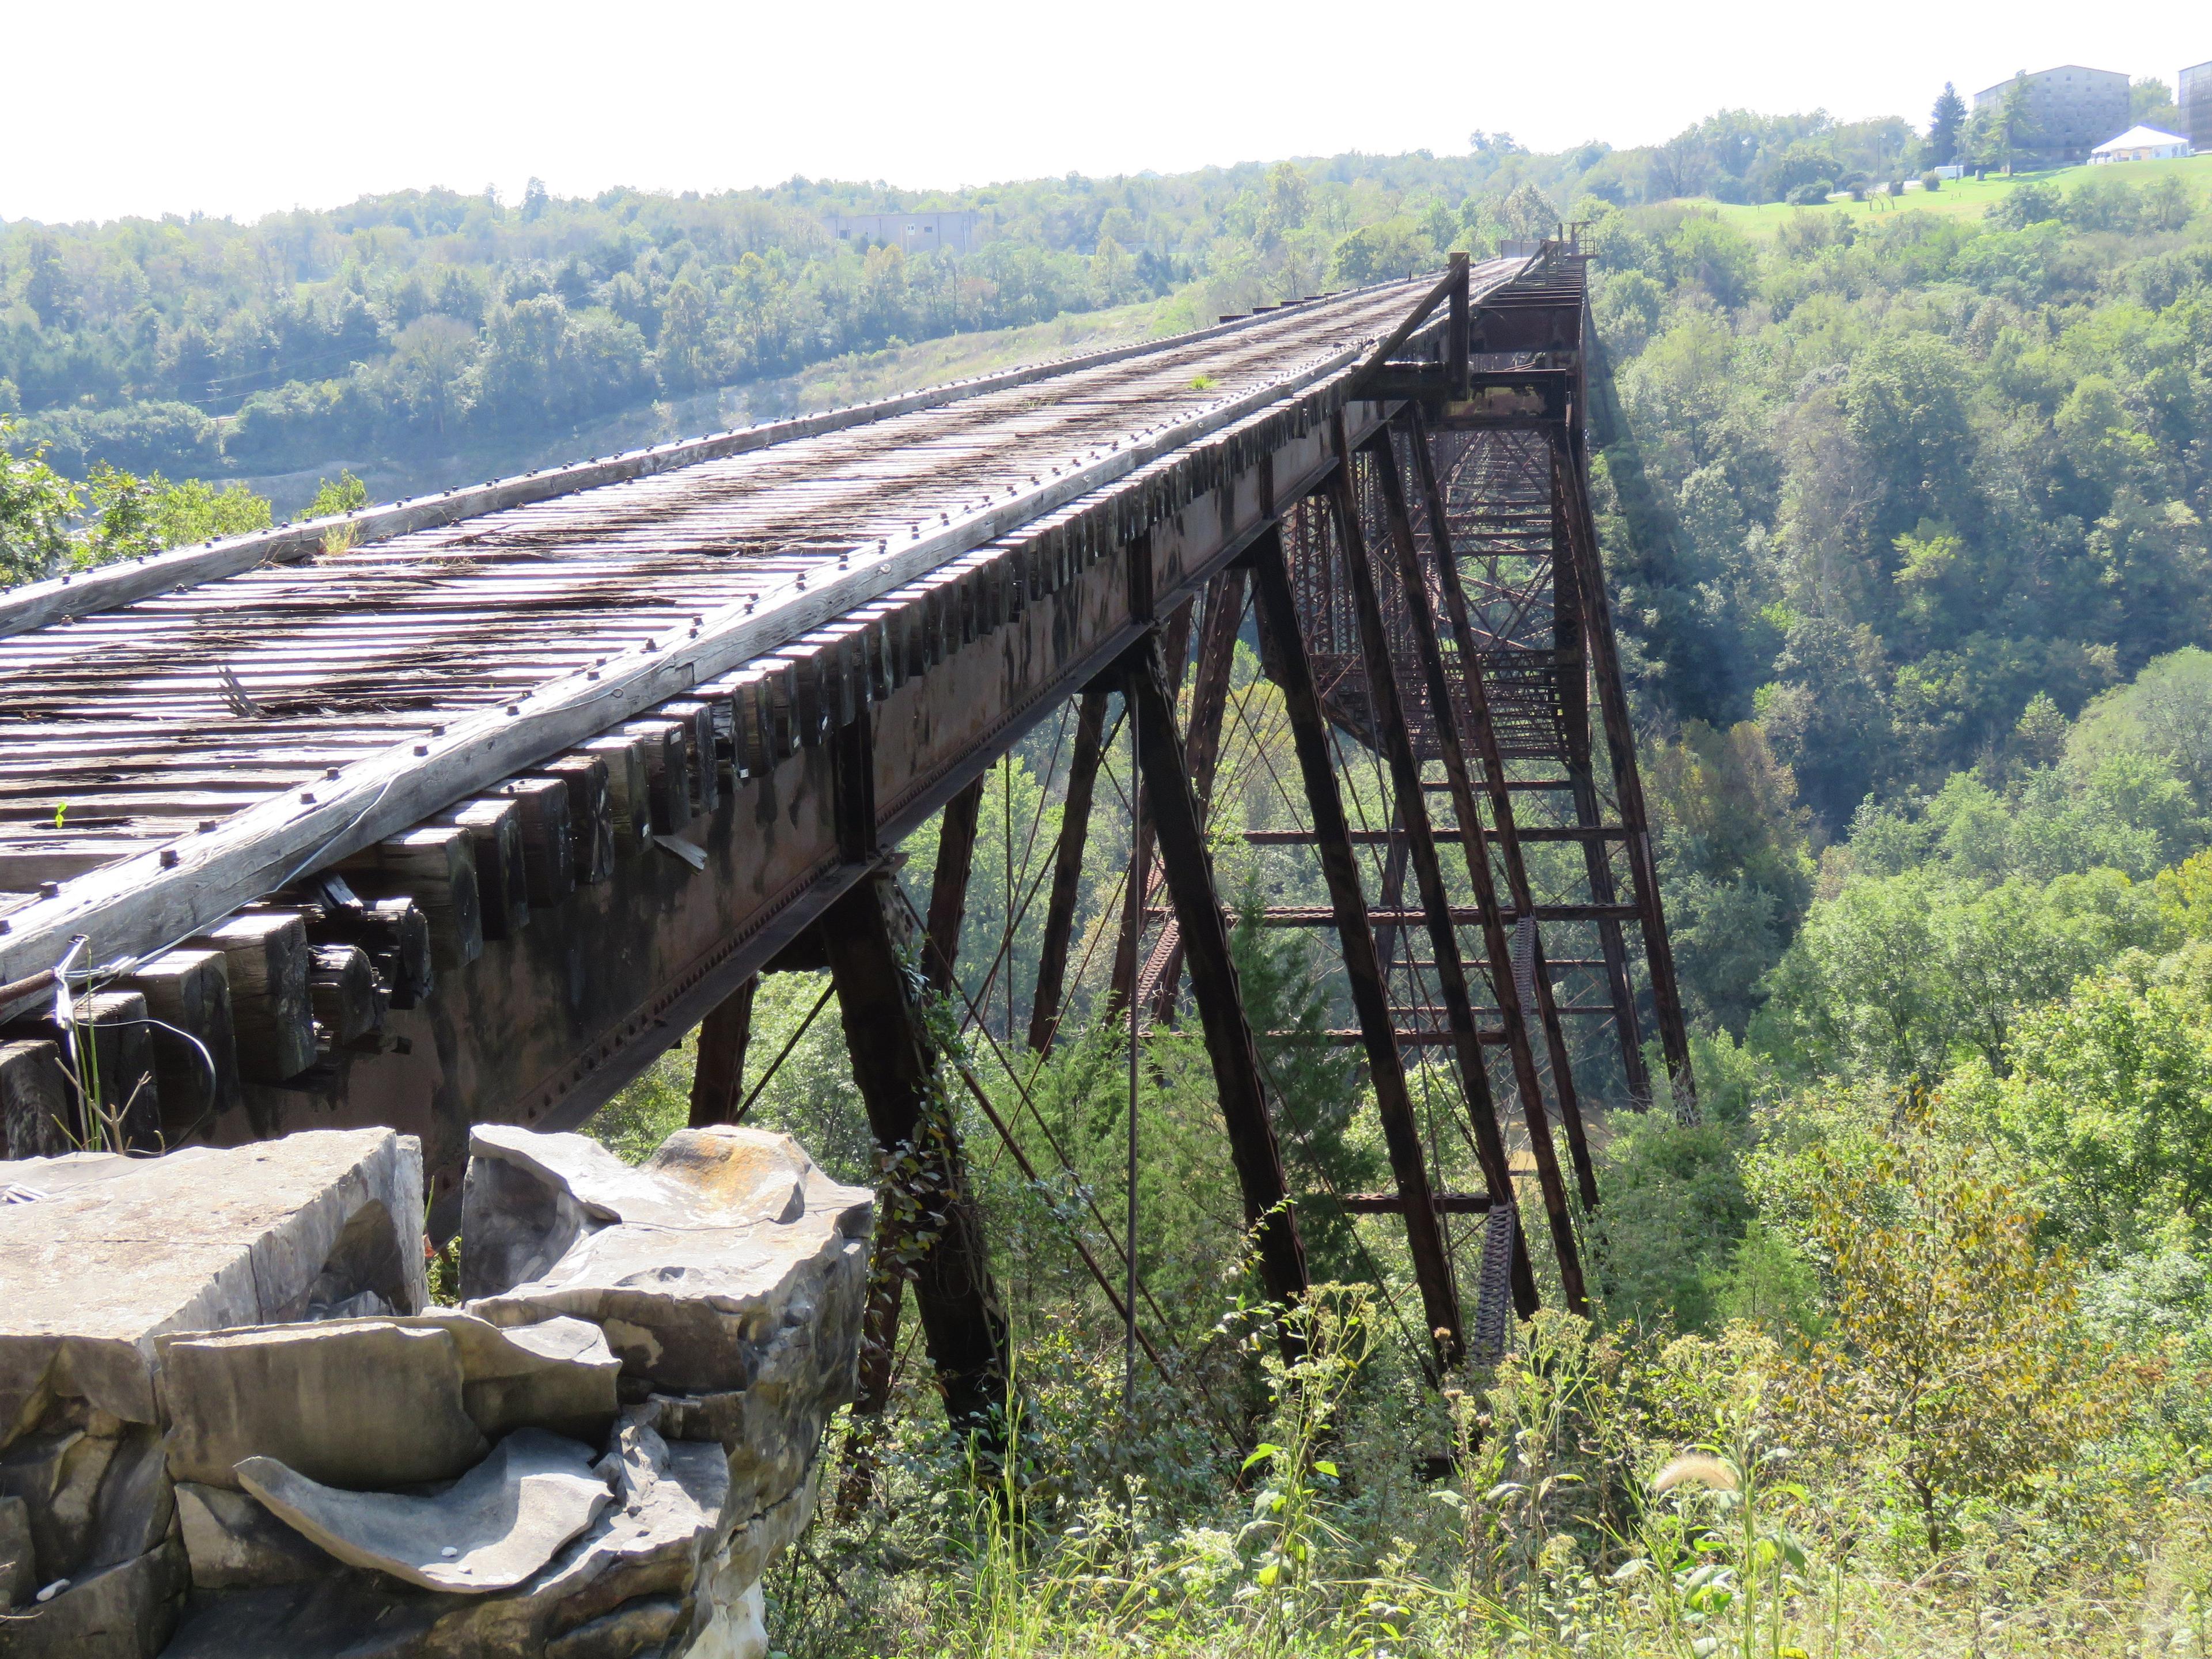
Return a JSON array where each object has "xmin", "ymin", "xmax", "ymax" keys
[
  {"xmin": 687, "ymin": 976, "xmax": 757, "ymax": 1127},
  {"xmin": 922, "ymin": 776, "xmax": 987, "ymax": 998},
  {"xmin": 1377, "ymin": 423, "xmax": 1598, "ymax": 1212},
  {"xmin": 1326, "ymin": 423, "xmax": 1581, "ymax": 1315},
  {"xmin": 1108, "ymin": 597, "xmax": 1195, "ymax": 1014},
  {"xmin": 1548, "ymin": 520, "xmax": 1653, "ymax": 1107},
  {"xmin": 1028, "ymin": 690, "xmax": 1108, "ymax": 1052},
  {"xmin": 822, "ymin": 872, "xmax": 1010, "ymax": 1444},
  {"xmin": 1370, "ymin": 810, "xmax": 1411, "ymax": 978},
  {"xmin": 1247, "ymin": 527, "xmax": 1462, "ymax": 1369},
  {"xmin": 1121, "ymin": 634, "xmax": 1310, "ymax": 1319},
  {"xmin": 1447, "ymin": 250, "xmax": 1471, "ymax": 402},
  {"xmin": 1410, "ymin": 408, "xmax": 1615, "ymax": 1171},
  {"xmin": 1551, "ymin": 431, "xmax": 1698, "ymax": 1122},
  {"xmin": 1145, "ymin": 566, "xmax": 1248, "ymax": 1024}
]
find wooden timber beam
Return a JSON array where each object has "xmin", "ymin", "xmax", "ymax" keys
[
  {"xmin": 1246, "ymin": 525, "xmax": 1465, "ymax": 1368},
  {"xmin": 0, "ymin": 291, "xmax": 1423, "ymax": 991},
  {"xmin": 1120, "ymin": 633, "xmax": 1310, "ymax": 1320},
  {"xmin": 1323, "ymin": 418, "xmax": 1570, "ymax": 1316},
  {"xmin": 89, "ymin": 301, "xmax": 1470, "ymax": 1224},
  {"xmin": 0, "ymin": 295, "xmax": 1424, "ymax": 643}
]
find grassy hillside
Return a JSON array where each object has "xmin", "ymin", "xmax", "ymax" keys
[{"xmin": 1707, "ymin": 151, "xmax": 2212, "ymax": 237}]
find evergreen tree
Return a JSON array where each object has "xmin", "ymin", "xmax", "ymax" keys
[{"xmin": 1927, "ymin": 82, "xmax": 1967, "ymax": 167}]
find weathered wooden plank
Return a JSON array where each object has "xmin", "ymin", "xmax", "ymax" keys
[
  {"xmin": 309, "ymin": 944, "xmax": 381, "ymax": 1047},
  {"xmin": 537, "ymin": 756, "xmax": 614, "ymax": 884},
  {"xmin": 0, "ymin": 1040, "xmax": 72, "ymax": 1158},
  {"xmin": 0, "ymin": 295, "xmax": 1400, "ymax": 641},
  {"xmin": 441, "ymin": 798, "xmax": 531, "ymax": 942},
  {"xmin": 0, "ymin": 291, "xmax": 1421, "ymax": 984},
  {"xmin": 184, "ymin": 912, "xmax": 315, "ymax": 1084},
  {"xmin": 116, "ymin": 948, "xmax": 240, "ymax": 1139},
  {"xmin": 494, "ymin": 777, "xmax": 575, "ymax": 909},
  {"xmin": 340, "ymin": 828, "xmax": 483, "ymax": 970},
  {"xmin": 582, "ymin": 736, "xmax": 654, "ymax": 857}
]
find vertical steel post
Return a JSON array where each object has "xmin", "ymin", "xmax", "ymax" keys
[
  {"xmin": 1248, "ymin": 525, "xmax": 1465, "ymax": 1368},
  {"xmin": 1551, "ymin": 430, "xmax": 1698, "ymax": 1122},
  {"xmin": 687, "ymin": 976, "xmax": 757, "ymax": 1127},
  {"xmin": 922, "ymin": 776, "xmax": 987, "ymax": 997},
  {"xmin": 1325, "ymin": 419, "xmax": 1584, "ymax": 1315},
  {"xmin": 1122, "ymin": 634, "xmax": 1312, "ymax": 1320},
  {"xmin": 1028, "ymin": 690, "xmax": 1109, "ymax": 1052},
  {"xmin": 1389, "ymin": 416, "xmax": 1598, "ymax": 1209}
]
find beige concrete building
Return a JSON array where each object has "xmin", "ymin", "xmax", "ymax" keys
[
  {"xmin": 2184, "ymin": 60, "xmax": 2212, "ymax": 152},
  {"xmin": 1972, "ymin": 65, "xmax": 2130, "ymax": 162}
]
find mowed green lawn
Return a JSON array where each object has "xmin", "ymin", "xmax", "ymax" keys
[{"xmin": 1684, "ymin": 150, "xmax": 2212, "ymax": 237}]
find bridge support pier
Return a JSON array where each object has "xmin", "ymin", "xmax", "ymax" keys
[
  {"xmin": 922, "ymin": 775, "xmax": 987, "ymax": 997},
  {"xmin": 1324, "ymin": 430, "xmax": 1578, "ymax": 1315},
  {"xmin": 823, "ymin": 871, "xmax": 1009, "ymax": 1455},
  {"xmin": 1121, "ymin": 634, "xmax": 1310, "ymax": 1320},
  {"xmin": 686, "ymin": 977, "xmax": 756, "ymax": 1127},
  {"xmin": 1247, "ymin": 526, "xmax": 1462, "ymax": 1370},
  {"xmin": 1028, "ymin": 690, "xmax": 1109, "ymax": 1053}
]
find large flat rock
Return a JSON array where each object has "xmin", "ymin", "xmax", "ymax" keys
[
  {"xmin": 236, "ymin": 1429, "xmax": 611, "ymax": 1595},
  {"xmin": 463, "ymin": 1125, "xmax": 870, "ymax": 1399},
  {"xmin": 156, "ymin": 1312, "xmax": 618, "ymax": 1490},
  {"xmin": 0, "ymin": 1131, "xmax": 425, "ymax": 1433}
]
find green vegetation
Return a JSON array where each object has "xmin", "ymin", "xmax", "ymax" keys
[
  {"xmin": 583, "ymin": 137, "xmax": 2212, "ymax": 1658},
  {"xmin": 13, "ymin": 85, "xmax": 2212, "ymax": 1655}
]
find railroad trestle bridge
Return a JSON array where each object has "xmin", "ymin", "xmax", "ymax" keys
[{"xmin": 0, "ymin": 247, "xmax": 1692, "ymax": 1420}]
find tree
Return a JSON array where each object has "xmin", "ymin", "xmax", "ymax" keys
[
  {"xmin": 387, "ymin": 314, "xmax": 478, "ymax": 437},
  {"xmin": 1998, "ymin": 73, "xmax": 2036, "ymax": 172},
  {"xmin": 0, "ymin": 418, "xmax": 78, "ymax": 587},
  {"xmin": 1786, "ymin": 1146, "xmax": 2126, "ymax": 1553},
  {"xmin": 309, "ymin": 472, "xmax": 369, "ymax": 518},
  {"xmin": 1927, "ymin": 83, "xmax": 1967, "ymax": 168},
  {"xmin": 2130, "ymin": 77, "xmax": 2180, "ymax": 130},
  {"xmin": 1499, "ymin": 183, "xmax": 1561, "ymax": 241},
  {"xmin": 1647, "ymin": 131, "xmax": 1713, "ymax": 202},
  {"xmin": 653, "ymin": 279, "xmax": 717, "ymax": 395},
  {"xmin": 1988, "ymin": 942, "xmax": 2212, "ymax": 1245}
]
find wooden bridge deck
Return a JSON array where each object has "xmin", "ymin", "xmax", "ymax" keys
[{"xmin": 0, "ymin": 248, "xmax": 1691, "ymax": 1390}]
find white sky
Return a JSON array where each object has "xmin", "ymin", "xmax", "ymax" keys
[{"xmin": 3, "ymin": 1, "xmax": 2203, "ymax": 225}]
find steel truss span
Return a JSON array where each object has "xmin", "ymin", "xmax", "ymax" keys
[{"xmin": 0, "ymin": 247, "xmax": 1689, "ymax": 1417}]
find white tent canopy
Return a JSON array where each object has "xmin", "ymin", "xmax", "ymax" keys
[{"xmin": 2090, "ymin": 125, "xmax": 2192, "ymax": 159}]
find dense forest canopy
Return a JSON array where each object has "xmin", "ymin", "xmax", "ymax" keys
[{"xmin": 6, "ymin": 81, "xmax": 2172, "ymax": 509}]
